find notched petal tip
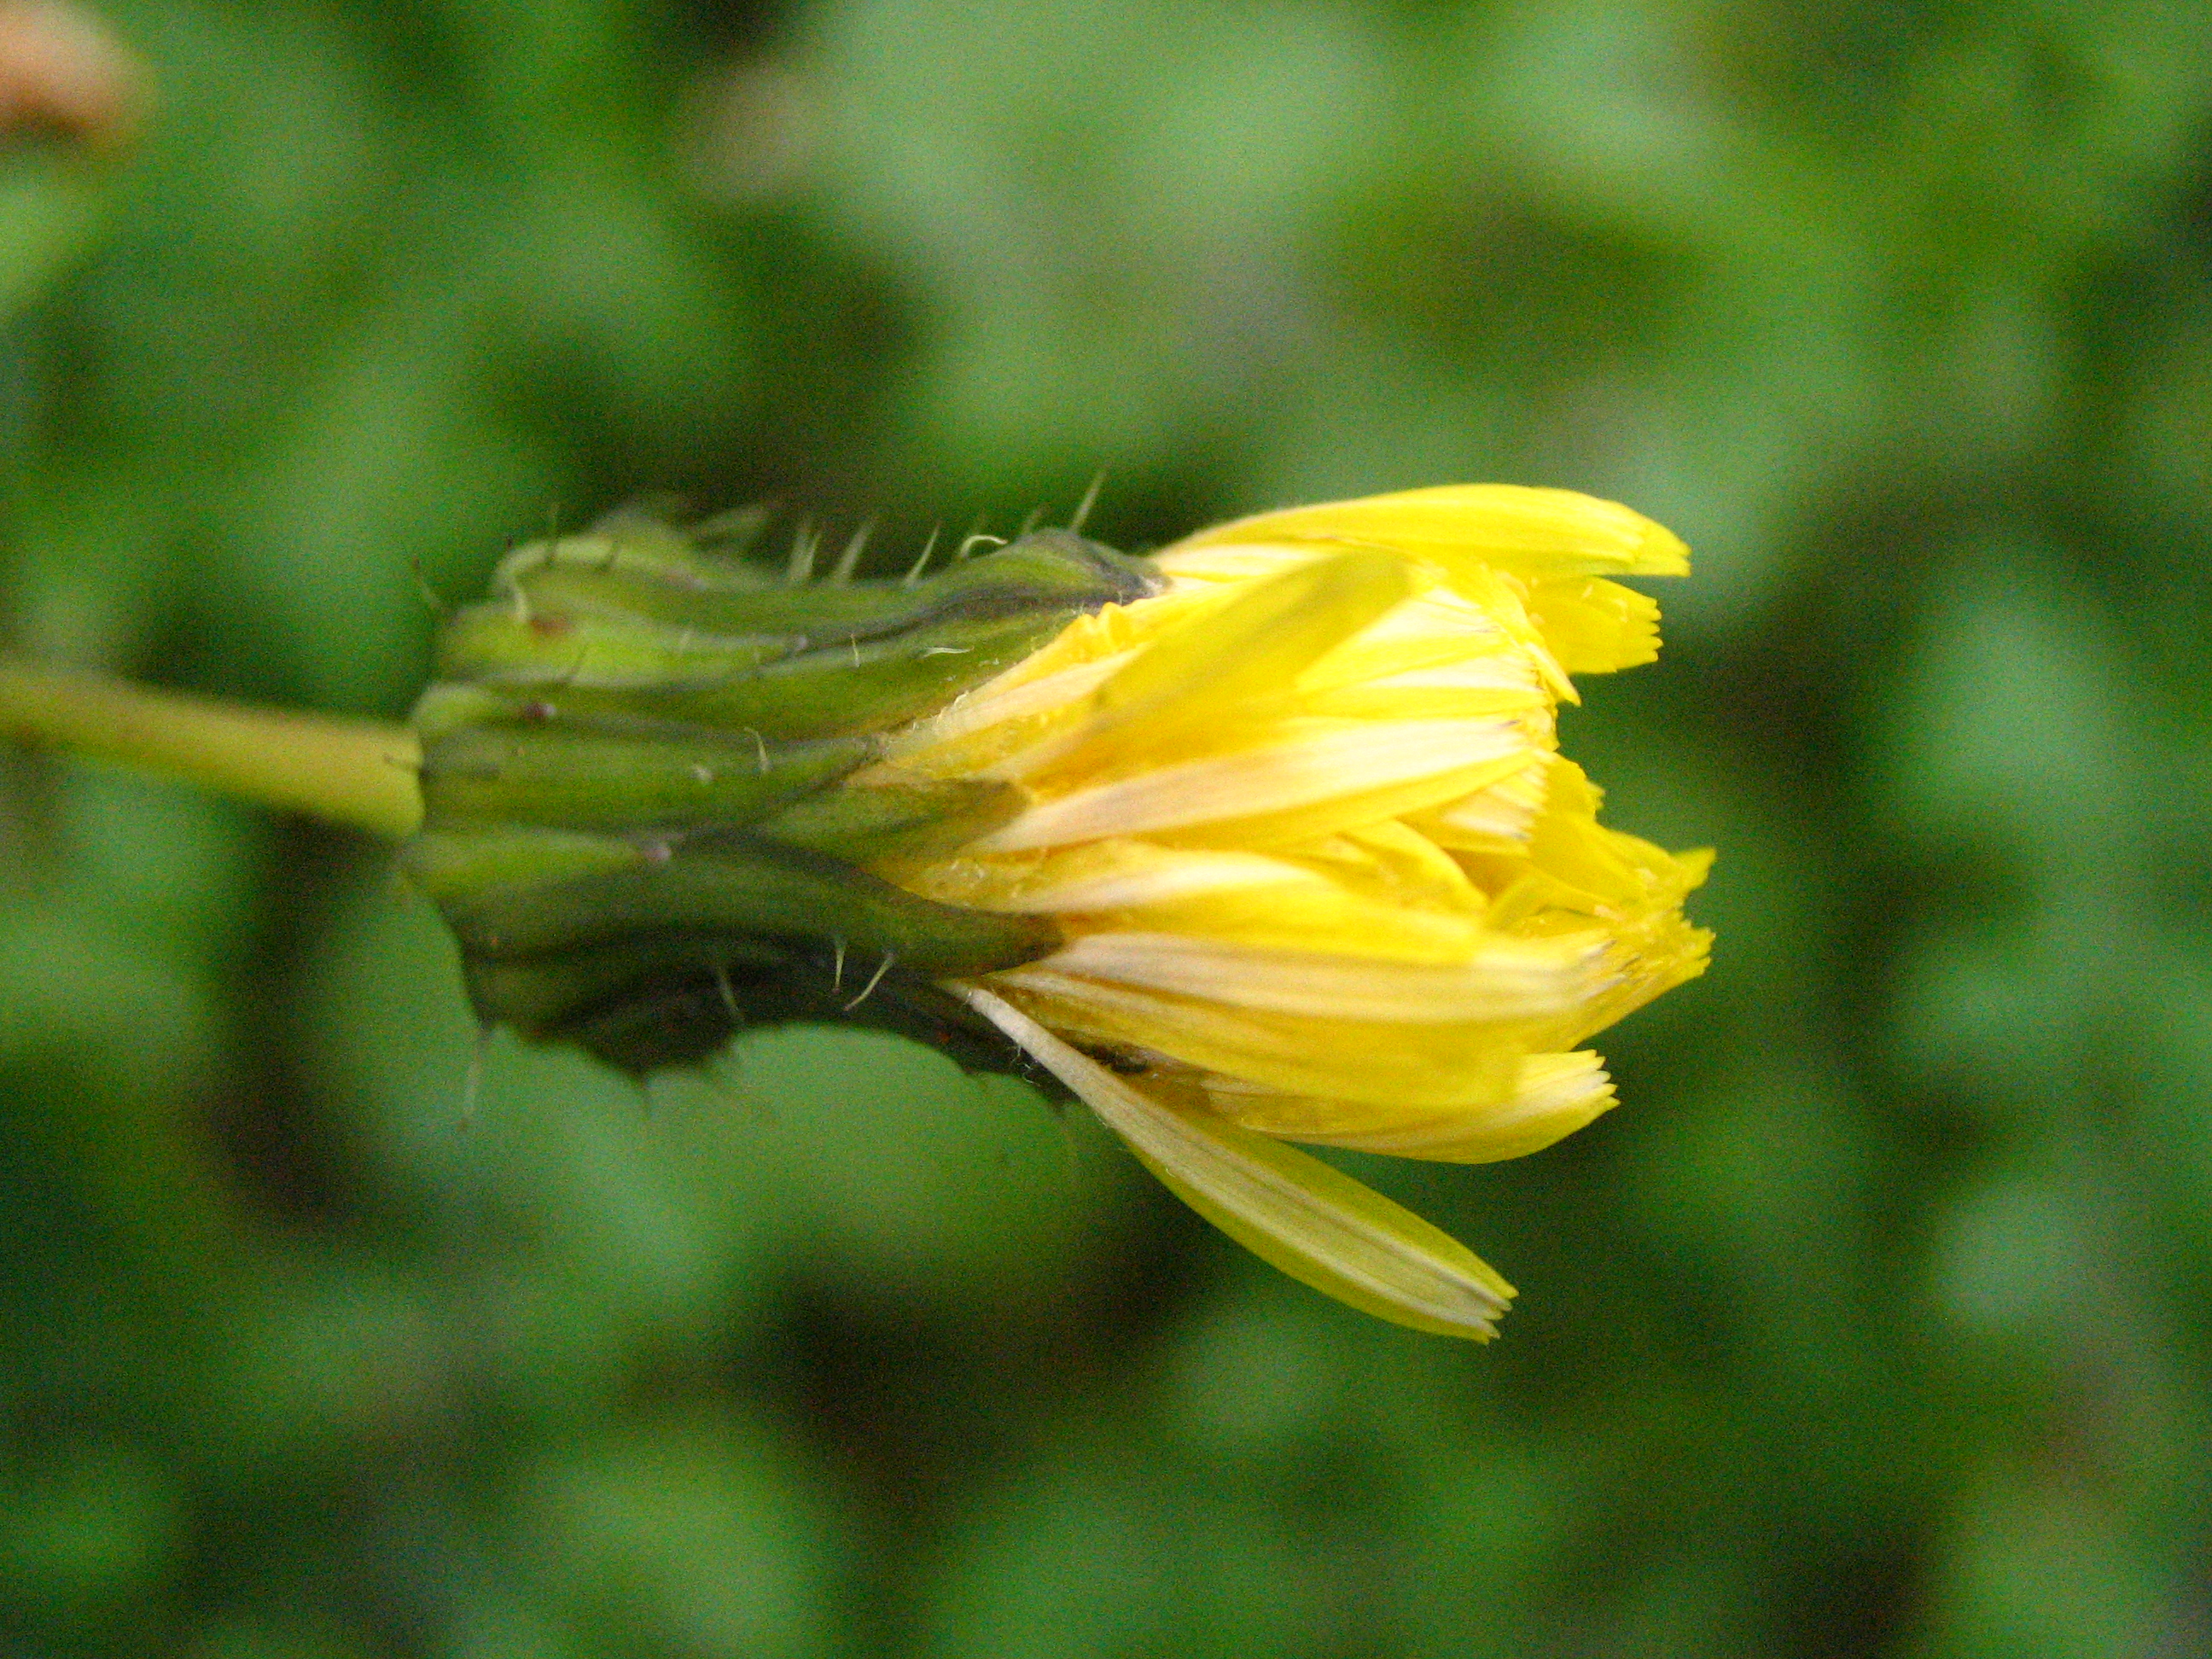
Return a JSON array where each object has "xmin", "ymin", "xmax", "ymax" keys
[{"xmin": 1203, "ymin": 1048, "xmax": 1618, "ymax": 1164}]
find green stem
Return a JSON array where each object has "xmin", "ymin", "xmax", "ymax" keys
[{"xmin": 0, "ymin": 655, "xmax": 422, "ymax": 841}]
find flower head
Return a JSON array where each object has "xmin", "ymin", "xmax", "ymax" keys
[{"xmin": 404, "ymin": 487, "xmax": 1709, "ymax": 1338}]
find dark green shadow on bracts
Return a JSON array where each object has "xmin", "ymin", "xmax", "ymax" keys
[{"xmin": 403, "ymin": 515, "xmax": 1159, "ymax": 1076}]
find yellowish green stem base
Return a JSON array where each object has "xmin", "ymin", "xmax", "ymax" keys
[{"xmin": 0, "ymin": 656, "xmax": 422, "ymax": 841}]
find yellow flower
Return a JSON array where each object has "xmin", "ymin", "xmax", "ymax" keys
[
  {"xmin": 392, "ymin": 483, "xmax": 1707, "ymax": 1340},
  {"xmin": 0, "ymin": 481, "xmax": 1703, "ymax": 1340},
  {"xmin": 866, "ymin": 486, "xmax": 1710, "ymax": 1338}
]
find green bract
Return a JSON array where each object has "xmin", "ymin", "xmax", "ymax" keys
[{"xmin": 403, "ymin": 516, "xmax": 1160, "ymax": 1076}]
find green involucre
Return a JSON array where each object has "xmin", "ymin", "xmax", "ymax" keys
[{"xmin": 404, "ymin": 516, "xmax": 1157, "ymax": 1074}]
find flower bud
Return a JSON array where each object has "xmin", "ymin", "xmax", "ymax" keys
[{"xmin": 408, "ymin": 487, "xmax": 1710, "ymax": 1339}]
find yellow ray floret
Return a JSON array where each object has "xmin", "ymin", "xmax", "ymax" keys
[
  {"xmin": 1171, "ymin": 483, "xmax": 1691, "ymax": 578},
  {"xmin": 961, "ymin": 987, "xmax": 1518, "ymax": 1340},
  {"xmin": 872, "ymin": 486, "xmax": 1708, "ymax": 1339}
]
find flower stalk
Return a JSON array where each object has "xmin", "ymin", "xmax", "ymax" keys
[{"xmin": 0, "ymin": 655, "xmax": 423, "ymax": 840}]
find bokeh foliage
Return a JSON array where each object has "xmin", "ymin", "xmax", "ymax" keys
[{"xmin": 3, "ymin": 0, "xmax": 2209, "ymax": 1653}]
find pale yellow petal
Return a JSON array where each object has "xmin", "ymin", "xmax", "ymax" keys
[
  {"xmin": 1037, "ymin": 885, "xmax": 1484, "ymax": 958},
  {"xmin": 896, "ymin": 840, "xmax": 1321, "ymax": 916},
  {"xmin": 1294, "ymin": 583, "xmax": 1523, "ymax": 692},
  {"xmin": 1011, "ymin": 548, "xmax": 1414, "ymax": 783},
  {"xmin": 1301, "ymin": 669, "xmax": 1550, "ymax": 724},
  {"xmin": 1203, "ymin": 1050, "xmax": 1617, "ymax": 1162},
  {"xmin": 1413, "ymin": 753, "xmax": 1557, "ymax": 853},
  {"xmin": 1295, "ymin": 583, "xmax": 1554, "ymax": 721},
  {"xmin": 1170, "ymin": 485, "xmax": 1690, "ymax": 579},
  {"xmin": 983, "ymin": 966, "xmax": 1526, "ymax": 1109},
  {"xmin": 1148, "ymin": 542, "xmax": 1324, "ymax": 585},
  {"xmin": 1447, "ymin": 568, "xmax": 1576, "ymax": 709},
  {"xmin": 1035, "ymin": 930, "xmax": 1603, "ymax": 1022},
  {"xmin": 1508, "ymin": 759, "xmax": 1715, "ymax": 917},
  {"xmin": 958, "ymin": 987, "xmax": 1515, "ymax": 1339},
  {"xmin": 975, "ymin": 719, "xmax": 1535, "ymax": 850},
  {"xmin": 1096, "ymin": 547, "xmax": 1412, "ymax": 725},
  {"xmin": 1300, "ymin": 820, "xmax": 1487, "ymax": 911},
  {"xmin": 1532, "ymin": 912, "xmax": 1714, "ymax": 1053},
  {"xmin": 882, "ymin": 651, "xmax": 1134, "ymax": 772},
  {"xmin": 970, "ymin": 585, "xmax": 1217, "ymax": 689},
  {"xmin": 1525, "ymin": 576, "xmax": 1663, "ymax": 673},
  {"xmin": 897, "ymin": 834, "xmax": 1493, "ymax": 952}
]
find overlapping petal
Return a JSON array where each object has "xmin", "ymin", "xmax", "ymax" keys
[
  {"xmin": 876, "ymin": 486, "xmax": 1710, "ymax": 1338},
  {"xmin": 960, "ymin": 987, "xmax": 1516, "ymax": 1340}
]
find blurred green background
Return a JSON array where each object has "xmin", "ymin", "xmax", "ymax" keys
[{"xmin": 3, "ymin": 0, "xmax": 2209, "ymax": 1653}]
